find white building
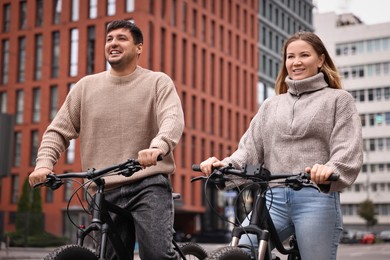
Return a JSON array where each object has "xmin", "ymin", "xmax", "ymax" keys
[{"xmin": 314, "ymin": 12, "xmax": 390, "ymax": 231}]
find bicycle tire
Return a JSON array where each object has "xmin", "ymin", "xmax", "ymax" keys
[
  {"xmin": 44, "ymin": 244, "xmax": 98, "ymax": 260},
  {"xmin": 178, "ymin": 242, "xmax": 208, "ymax": 259},
  {"xmin": 205, "ymin": 246, "xmax": 251, "ymax": 260}
]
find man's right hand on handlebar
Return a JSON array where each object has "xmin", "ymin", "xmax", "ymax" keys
[
  {"xmin": 199, "ymin": 156, "xmax": 226, "ymax": 176},
  {"xmin": 137, "ymin": 148, "xmax": 164, "ymax": 168},
  {"xmin": 29, "ymin": 167, "xmax": 53, "ymax": 188}
]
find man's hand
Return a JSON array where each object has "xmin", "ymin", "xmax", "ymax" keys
[
  {"xmin": 29, "ymin": 168, "xmax": 52, "ymax": 188},
  {"xmin": 138, "ymin": 148, "xmax": 164, "ymax": 167}
]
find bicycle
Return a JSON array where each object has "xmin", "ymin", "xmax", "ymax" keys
[
  {"xmin": 34, "ymin": 158, "xmax": 208, "ymax": 260},
  {"xmin": 191, "ymin": 163, "xmax": 339, "ymax": 260}
]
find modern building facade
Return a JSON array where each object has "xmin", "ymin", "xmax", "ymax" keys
[
  {"xmin": 257, "ymin": 0, "xmax": 315, "ymax": 104},
  {"xmin": 0, "ymin": 0, "xmax": 259, "ymax": 241},
  {"xmin": 314, "ymin": 12, "xmax": 390, "ymax": 231}
]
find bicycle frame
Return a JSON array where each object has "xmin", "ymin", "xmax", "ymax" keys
[
  {"xmin": 77, "ymin": 178, "xmax": 132, "ymax": 259},
  {"xmin": 230, "ymin": 181, "xmax": 299, "ymax": 259}
]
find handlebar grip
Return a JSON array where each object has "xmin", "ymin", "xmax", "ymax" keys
[
  {"xmin": 327, "ymin": 173, "xmax": 340, "ymax": 181},
  {"xmin": 192, "ymin": 164, "xmax": 201, "ymax": 172}
]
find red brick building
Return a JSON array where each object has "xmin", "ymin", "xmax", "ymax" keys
[{"xmin": 0, "ymin": 0, "xmax": 258, "ymax": 241}]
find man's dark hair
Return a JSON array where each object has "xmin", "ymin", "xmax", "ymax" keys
[{"xmin": 106, "ymin": 20, "xmax": 143, "ymax": 44}]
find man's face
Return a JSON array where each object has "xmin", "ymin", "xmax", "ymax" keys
[{"xmin": 105, "ymin": 28, "xmax": 142, "ymax": 68}]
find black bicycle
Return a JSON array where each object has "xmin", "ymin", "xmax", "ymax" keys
[
  {"xmin": 34, "ymin": 158, "xmax": 207, "ymax": 260},
  {"xmin": 191, "ymin": 164, "xmax": 339, "ymax": 260}
]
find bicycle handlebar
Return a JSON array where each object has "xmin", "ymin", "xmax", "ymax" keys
[
  {"xmin": 34, "ymin": 155, "xmax": 163, "ymax": 190},
  {"xmin": 191, "ymin": 163, "xmax": 339, "ymax": 189}
]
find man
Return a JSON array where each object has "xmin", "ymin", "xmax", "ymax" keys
[{"xmin": 29, "ymin": 20, "xmax": 184, "ymax": 259}]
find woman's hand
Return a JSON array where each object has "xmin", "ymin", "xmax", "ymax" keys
[
  {"xmin": 199, "ymin": 157, "xmax": 226, "ymax": 176},
  {"xmin": 305, "ymin": 164, "xmax": 333, "ymax": 184}
]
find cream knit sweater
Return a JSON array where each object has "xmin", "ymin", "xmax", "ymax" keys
[
  {"xmin": 223, "ymin": 73, "xmax": 363, "ymax": 192},
  {"xmin": 35, "ymin": 66, "xmax": 184, "ymax": 190}
]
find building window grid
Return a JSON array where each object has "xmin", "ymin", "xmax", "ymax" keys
[
  {"xmin": 13, "ymin": 132, "xmax": 22, "ymax": 167},
  {"xmin": 0, "ymin": 92, "xmax": 7, "ymax": 113}
]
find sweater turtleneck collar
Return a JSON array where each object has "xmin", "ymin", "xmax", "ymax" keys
[
  {"xmin": 106, "ymin": 65, "xmax": 142, "ymax": 84},
  {"xmin": 286, "ymin": 72, "xmax": 328, "ymax": 96}
]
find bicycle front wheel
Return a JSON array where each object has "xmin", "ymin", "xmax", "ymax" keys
[
  {"xmin": 178, "ymin": 242, "xmax": 208, "ymax": 259},
  {"xmin": 44, "ymin": 244, "xmax": 98, "ymax": 260},
  {"xmin": 206, "ymin": 246, "xmax": 251, "ymax": 260}
]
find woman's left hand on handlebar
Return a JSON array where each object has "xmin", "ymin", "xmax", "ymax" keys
[
  {"xmin": 199, "ymin": 157, "xmax": 226, "ymax": 176},
  {"xmin": 305, "ymin": 164, "xmax": 333, "ymax": 184}
]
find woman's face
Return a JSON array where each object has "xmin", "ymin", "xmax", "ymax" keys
[{"xmin": 285, "ymin": 40, "xmax": 325, "ymax": 80}]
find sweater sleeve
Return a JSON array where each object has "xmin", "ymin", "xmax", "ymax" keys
[
  {"xmin": 325, "ymin": 92, "xmax": 363, "ymax": 192},
  {"xmin": 150, "ymin": 74, "xmax": 184, "ymax": 155},
  {"xmin": 35, "ymin": 85, "xmax": 82, "ymax": 170}
]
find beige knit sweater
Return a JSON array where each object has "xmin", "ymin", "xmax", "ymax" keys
[
  {"xmin": 223, "ymin": 73, "xmax": 363, "ymax": 192},
  {"xmin": 35, "ymin": 66, "xmax": 184, "ymax": 190}
]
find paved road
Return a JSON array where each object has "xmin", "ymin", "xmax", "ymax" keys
[{"xmin": 1, "ymin": 243, "xmax": 390, "ymax": 259}]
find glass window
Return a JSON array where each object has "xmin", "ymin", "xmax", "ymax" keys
[
  {"xmin": 11, "ymin": 175, "xmax": 19, "ymax": 204},
  {"xmin": 378, "ymin": 139, "xmax": 384, "ymax": 151},
  {"xmin": 16, "ymin": 90, "xmax": 24, "ymax": 124},
  {"xmin": 385, "ymin": 87, "xmax": 390, "ymax": 100},
  {"xmin": 376, "ymin": 88, "xmax": 382, "ymax": 101},
  {"xmin": 1, "ymin": 39, "xmax": 9, "ymax": 84},
  {"xmin": 3, "ymin": 4, "xmax": 11, "ymax": 32},
  {"xmin": 19, "ymin": 1, "xmax": 27, "ymax": 29},
  {"xmin": 71, "ymin": 0, "xmax": 79, "ymax": 21},
  {"xmin": 87, "ymin": 26, "xmax": 95, "ymax": 74},
  {"xmin": 126, "ymin": 0, "xmax": 135, "ymax": 12},
  {"xmin": 359, "ymin": 90, "xmax": 365, "ymax": 102},
  {"xmin": 368, "ymin": 89, "xmax": 374, "ymax": 101},
  {"xmin": 34, "ymin": 34, "xmax": 43, "ymax": 80},
  {"xmin": 51, "ymin": 31, "xmax": 60, "ymax": 78},
  {"xmin": 385, "ymin": 112, "xmax": 390, "ymax": 125},
  {"xmin": 66, "ymin": 139, "xmax": 76, "ymax": 164},
  {"xmin": 89, "ymin": 0, "xmax": 97, "ymax": 19},
  {"xmin": 32, "ymin": 88, "xmax": 41, "ymax": 123},
  {"xmin": 17, "ymin": 37, "xmax": 26, "ymax": 82},
  {"xmin": 50, "ymin": 85, "xmax": 58, "ymax": 120},
  {"xmin": 53, "ymin": 0, "xmax": 62, "ymax": 24},
  {"xmin": 369, "ymin": 138, "xmax": 375, "ymax": 151},
  {"xmin": 30, "ymin": 130, "xmax": 39, "ymax": 165},
  {"xmin": 0, "ymin": 92, "xmax": 7, "ymax": 113},
  {"xmin": 368, "ymin": 114, "xmax": 375, "ymax": 126},
  {"xmin": 360, "ymin": 114, "xmax": 366, "ymax": 127},
  {"xmin": 64, "ymin": 179, "xmax": 73, "ymax": 201},
  {"xmin": 69, "ymin": 28, "xmax": 79, "ymax": 77},
  {"xmin": 36, "ymin": 0, "xmax": 43, "ymax": 27},
  {"xmin": 13, "ymin": 132, "xmax": 22, "ymax": 167},
  {"xmin": 107, "ymin": 0, "xmax": 116, "ymax": 16}
]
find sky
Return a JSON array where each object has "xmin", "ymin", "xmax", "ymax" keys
[{"xmin": 313, "ymin": 0, "xmax": 390, "ymax": 25}]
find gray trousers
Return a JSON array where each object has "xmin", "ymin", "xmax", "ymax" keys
[{"xmin": 103, "ymin": 174, "xmax": 177, "ymax": 259}]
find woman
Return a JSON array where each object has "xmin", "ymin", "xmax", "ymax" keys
[{"xmin": 199, "ymin": 31, "xmax": 363, "ymax": 260}]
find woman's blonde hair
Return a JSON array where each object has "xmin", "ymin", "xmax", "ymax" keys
[{"xmin": 274, "ymin": 31, "xmax": 342, "ymax": 95}]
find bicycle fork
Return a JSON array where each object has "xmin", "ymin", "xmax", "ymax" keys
[{"xmin": 231, "ymin": 225, "xmax": 270, "ymax": 260}]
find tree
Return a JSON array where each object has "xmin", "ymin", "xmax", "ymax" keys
[
  {"xmin": 357, "ymin": 199, "xmax": 377, "ymax": 229},
  {"xmin": 15, "ymin": 178, "xmax": 44, "ymax": 245}
]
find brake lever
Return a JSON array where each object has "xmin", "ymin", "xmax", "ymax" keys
[{"xmin": 46, "ymin": 174, "xmax": 64, "ymax": 190}]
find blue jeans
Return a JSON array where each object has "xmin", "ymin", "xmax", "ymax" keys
[
  {"xmin": 102, "ymin": 174, "xmax": 177, "ymax": 259},
  {"xmin": 239, "ymin": 187, "xmax": 342, "ymax": 260}
]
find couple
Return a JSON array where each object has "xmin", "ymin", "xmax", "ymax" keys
[{"xmin": 29, "ymin": 20, "xmax": 362, "ymax": 260}]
